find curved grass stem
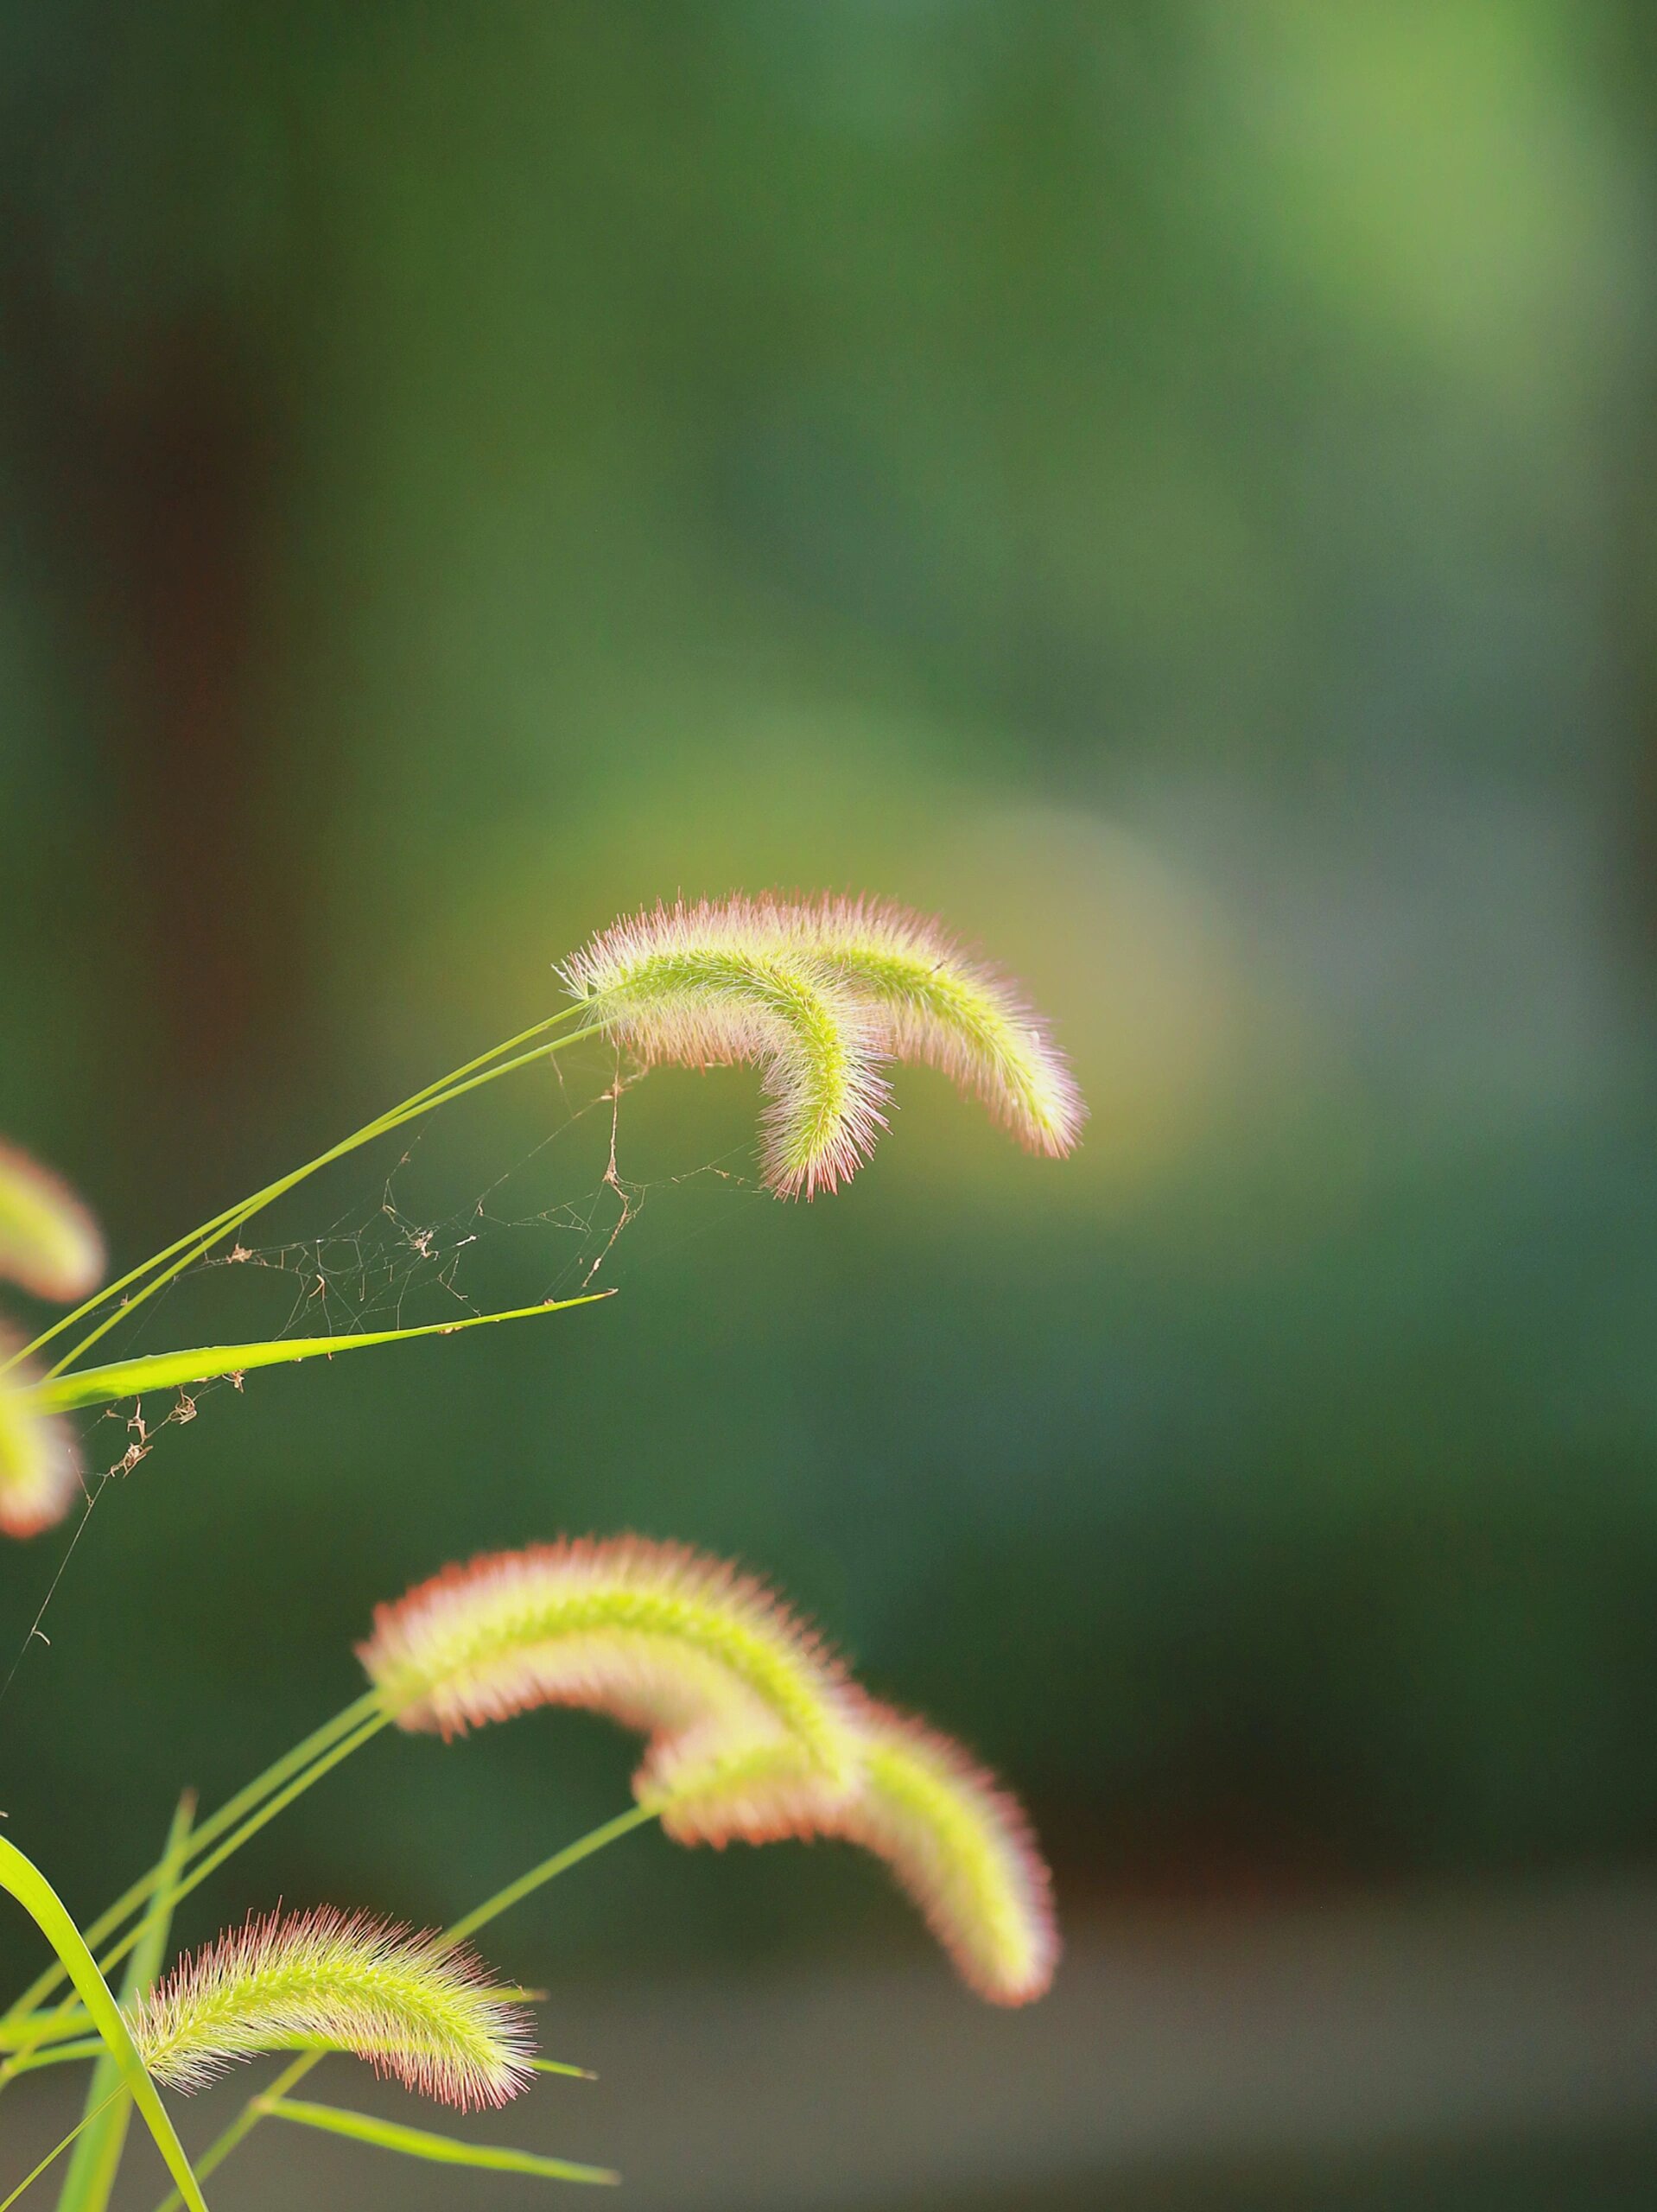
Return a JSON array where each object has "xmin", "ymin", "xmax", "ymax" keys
[
  {"xmin": 4, "ymin": 1695, "xmax": 384, "ymax": 2030},
  {"xmin": 3, "ymin": 1010, "xmax": 602, "ymax": 1383},
  {"xmin": 0, "ymin": 2037, "xmax": 103, "ymax": 2075},
  {"xmin": 0, "ymin": 2093, "xmax": 123, "ymax": 2212},
  {"xmin": 0, "ymin": 1719, "xmax": 385, "ymax": 2121},
  {"xmin": 441, "ymin": 1804, "xmax": 657, "ymax": 1947},
  {"xmin": 93, "ymin": 1715, "xmax": 390, "ymax": 1986}
]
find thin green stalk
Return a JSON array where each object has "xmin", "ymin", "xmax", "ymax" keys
[
  {"xmin": 4, "ymin": 1006, "xmax": 591, "ymax": 1379},
  {"xmin": 56, "ymin": 1793, "xmax": 195, "ymax": 2212},
  {"xmin": 149, "ymin": 1802, "xmax": 656, "ymax": 2212},
  {"xmin": 40, "ymin": 1025, "xmax": 605, "ymax": 1381},
  {"xmin": 149, "ymin": 2048, "xmax": 312, "ymax": 2208},
  {"xmin": 3, "ymin": 1719, "xmax": 386, "ymax": 2124},
  {"xmin": 0, "ymin": 2094, "xmax": 123, "ymax": 2212},
  {"xmin": 0, "ymin": 1837, "xmax": 208, "ymax": 2212},
  {"xmin": 443, "ymin": 1804, "xmax": 657, "ymax": 1946},
  {"xmin": 5, "ymin": 1695, "xmax": 382, "ymax": 2028},
  {"xmin": 95, "ymin": 1714, "xmax": 389, "ymax": 1986},
  {"xmin": 8, "ymin": 1014, "xmax": 603, "ymax": 1384},
  {"xmin": 0, "ymin": 2039, "xmax": 103, "ymax": 2076},
  {"xmin": 3, "ymin": 1715, "xmax": 385, "ymax": 2070},
  {"xmin": 330, "ymin": 1030, "xmax": 606, "ymax": 1160},
  {"xmin": 0, "ymin": 2014, "xmax": 92, "ymax": 2051}
]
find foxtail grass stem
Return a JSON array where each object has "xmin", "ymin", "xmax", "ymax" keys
[
  {"xmin": 92, "ymin": 1714, "xmax": 390, "ymax": 1986},
  {"xmin": 4, "ymin": 1009, "xmax": 602, "ymax": 1382},
  {"xmin": 0, "ymin": 2012, "xmax": 91, "ymax": 2051},
  {"xmin": 0, "ymin": 1719, "xmax": 384, "ymax": 2121},
  {"xmin": 0, "ymin": 1719, "xmax": 385, "ymax": 2107},
  {"xmin": 442, "ymin": 1804, "xmax": 657, "ymax": 1946},
  {"xmin": 0, "ymin": 2094, "xmax": 123, "ymax": 2212},
  {"xmin": 0, "ymin": 2037, "xmax": 103, "ymax": 2075},
  {"xmin": 3, "ymin": 1694, "xmax": 384, "ymax": 2029}
]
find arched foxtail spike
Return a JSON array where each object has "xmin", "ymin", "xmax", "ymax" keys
[
  {"xmin": 358, "ymin": 1536, "xmax": 860, "ymax": 1803},
  {"xmin": 658, "ymin": 1696, "xmax": 1059, "ymax": 2006},
  {"xmin": 559, "ymin": 902, "xmax": 888, "ymax": 1197},
  {"xmin": 0, "ymin": 1344, "xmax": 82, "ymax": 1538},
  {"xmin": 825, "ymin": 1700, "xmax": 1059, "ymax": 2005},
  {"xmin": 639, "ymin": 1731, "xmax": 852, "ymax": 1847},
  {"xmin": 560, "ymin": 894, "xmax": 1084, "ymax": 1190},
  {"xmin": 0, "ymin": 1140, "xmax": 104, "ymax": 1302},
  {"xmin": 780, "ymin": 896, "xmax": 1085, "ymax": 1160},
  {"xmin": 128, "ymin": 1909, "xmax": 534, "ymax": 2110}
]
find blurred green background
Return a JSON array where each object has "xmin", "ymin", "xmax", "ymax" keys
[{"xmin": 4, "ymin": 3, "xmax": 1657, "ymax": 2204}]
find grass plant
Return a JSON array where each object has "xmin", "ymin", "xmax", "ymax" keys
[{"xmin": 0, "ymin": 891, "xmax": 1080, "ymax": 2207}]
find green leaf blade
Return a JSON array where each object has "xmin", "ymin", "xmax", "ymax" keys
[
  {"xmin": 3, "ymin": 2037, "xmax": 103, "ymax": 2075},
  {"xmin": 56, "ymin": 1794, "xmax": 194, "ymax": 2212},
  {"xmin": 0, "ymin": 1835, "xmax": 209, "ymax": 2212},
  {"xmin": 34, "ymin": 1294, "xmax": 613, "ymax": 1413},
  {"xmin": 257, "ymin": 2096, "xmax": 618, "ymax": 2184}
]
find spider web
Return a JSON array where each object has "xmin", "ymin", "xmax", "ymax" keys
[{"xmin": 0, "ymin": 1054, "xmax": 759, "ymax": 1706}]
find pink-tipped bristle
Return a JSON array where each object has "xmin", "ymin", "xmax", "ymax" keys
[{"xmin": 782, "ymin": 893, "xmax": 1087, "ymax": 1160}]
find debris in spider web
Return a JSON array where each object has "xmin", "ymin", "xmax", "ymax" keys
[{"xmin": 0, "ymin": 1058, "xmax": 703, "ymax": 1687}]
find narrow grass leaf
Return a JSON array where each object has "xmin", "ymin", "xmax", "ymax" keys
[
  {"xmin": 0, "ymin": 2012, "xmax": 92, "ymax": 2051},
  {"xmin": 0, "ymin": 1836, "xmax": 209, "ymax": 2212},
  {"xmin": 256, "ymin": 2096, "xmax": 618, "ymax": 2184},
  {"xmin": 0, "ymin": 2095, "xmax": 124, "ymax": 2212},
  {"xmin": 3, "ymin": 2037, "xmax": 103, "ymax": 2074},
  {"xmin": 34, "ymin": 1294, "xmax": 613, "ymax": 1414},
  {"xmin": 56, "ymin": 1794, "xmax": 194, "ymax": 2212},
  {"xmin": 0, "ymin": 1702, "xmax": 390, "ymax": 2030}
]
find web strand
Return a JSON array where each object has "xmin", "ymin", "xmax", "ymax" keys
[{"xmin": 0, "ymin": 1056, "xmax": 734, "ymax": 1706}]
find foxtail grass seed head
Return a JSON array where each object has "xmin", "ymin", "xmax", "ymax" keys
[
  {"xmin": 645, "ymin": 1694, "xmax": 1058, "ymax": 2005},
  {"xmin": 128, "ymin": 1910, "xmax": 534, "ymax": 2109},
  {"xmin": 654, "ymin": 1691, "xmax": 1062, "ymax": 2007},
  {"xmin": 0, "ymin": 1351, "xmax": 81, "ymax": 1537},
  {"xmin": 780, "ymin": 895, "xmax": 1086, "ymax": 1160},
  {"xmin": 639, "ymin": 1729, "xmax": 855, "ymax": 1848},
  {"xmin": 0, "ymin": 1140, "xmax": 105, "ymax": 1302},
  {"xmin": 825, "ymin": 1700, "xmax": 1058, "ymax": 2005},
  {"xmin": 562, "ymin": 893, "xmax": 1082, "ymax": 1192},
  {"xmin": 560, "ymin": 899, "xmax": 889, "ymax": 1196},
  {"xmin": 359, "ymin": 1536, "xmax": 859, "ymax": 1802}
]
